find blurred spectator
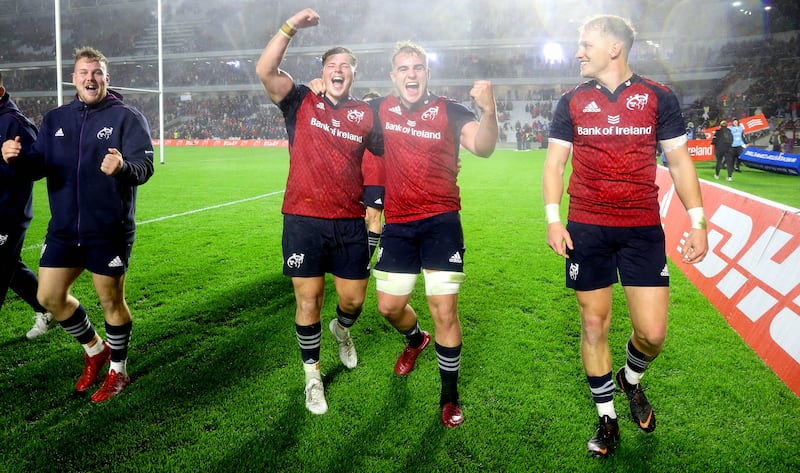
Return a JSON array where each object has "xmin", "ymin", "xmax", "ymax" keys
[{"xmin": 2, "ymin": 1, "xmax": 799, "ymax": 142}]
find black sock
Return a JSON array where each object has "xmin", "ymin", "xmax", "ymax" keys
[
  {"xmin": 400, "ymin": 323, "xmax": 424, "ymax": 348},
  {"xmin": 367, "ymin": 231, "xmax": 381, "ymax": 259},
  {"xmin": 437, "ymin": 343, "xmax": 461, "ymax": 406},
  {"xmin": 60, "ymin": 304, "xmax": 96, "ymax": 344},
  {"xmin": 336, "ymin": 305, "xmax": 361, "ymax": 329},
  {"xmin": 106, "ymin": 321, "xmax": 132, "ymax": 363},
  {"xmin": 295, "ymin": 322, "xmax": 322, "ymax": 364}
]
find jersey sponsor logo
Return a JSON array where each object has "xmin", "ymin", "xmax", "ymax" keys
[
  {"xmin": 287, "ymin": 252, "xmax": 305, "ymax": 269},
  {"xmin": 310, "ymin": 117, "xmax": 364, "ymax": 143},
  {"xmin": 331, "ymin": 118, "xmax": 341, "ymax": 128},
  {"xmin": 582, "ymin": 101, "xmax": 601, "ymax": 113},
  {"xmin": 310, "ymin": 117, "xmax": 331, "ymax": 132},
  {"xmin": 347, "ymin": 109, "xmax": 365, "ymax": 124},
  {"xmin": 55, "ymin": 128, "xmax": 65, "ymax": 137},
  {"xmin": 608, "ymin": 115, "xmax": 621, "ymax": 125},
  {"xmin": 421, "ymin": 106, "xmax": 440, "ymax": 121},
  {"xmin": 626, "ymin": 93, "xmax": 649, "ymax": 111},
  {"xmin": 384, "ymin": 121, "xmax": 441, "ymax": 140},
  {"xmin": 576, "ymin": 124, "xmax": 654, "ymax": 136},
  {"xmin": 97, "ymin": 126, "xmax": 114, "ymax": 140}
]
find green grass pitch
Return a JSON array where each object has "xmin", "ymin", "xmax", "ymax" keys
[{"xmin": 1, "ymin": 147, "xmax": 798, "ymax": 472}]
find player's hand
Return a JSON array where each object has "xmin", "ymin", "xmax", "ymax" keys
[
  {"xmin": 289, "ymin": 8, "xmax": 320, "ymax": 29},
  {"xmin": 681, "ymin": 228, "xmax": 708, "ymax": 264},
  {"xmin": 469, "ymin": 80, "xmax": 496, "ymax": 114},
  {"xmin": 309, "ymin": 78, "xmax": 325, "ymax": 96},
  {"xmin": 1, "ymin": 136, "xmax": 22, "ymax": 164},
  {"xmin": 101, "ymin": 148, "xmax": 124, "ymax": 176},
  {"xmin": 546, "ymin": 222, "xmax": 573, "ymax": 259}
]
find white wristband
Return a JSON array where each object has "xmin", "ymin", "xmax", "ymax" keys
[
  {"xmin": 687, "ymin": 207, "xmax": 706, "ymax": 230},
  {"xmin": 545, "ymin": 203, "xmax": 561, "ymax": 224}
]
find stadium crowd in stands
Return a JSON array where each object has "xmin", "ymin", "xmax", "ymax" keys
[{"xmin": 1, "ymin": 1, "xmax": 798, "ymax": 146}]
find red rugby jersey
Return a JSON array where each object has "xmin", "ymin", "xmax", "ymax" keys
[
  {"xmin": 549, "ymin": 75, "xmax": 686, "ymax": 226},
  {"xmin": 279, "ymin": 84, "xmax": 373, "ymax": 219},
  {"xmin": 361, "ymin": 148, "xmax": 385, "ymax": 187},
  {"xmin": 373, "ymin": 94, "xmax": 476, "ymax": 224}
]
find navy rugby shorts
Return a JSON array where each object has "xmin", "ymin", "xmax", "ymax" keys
[
  {"xmin": 564, "ymin": 221, "xmax": 668, "ymax": 291},
  {"xmin": 40, "ymin": 239, "xmax": 133, "ymax": 277},
  {"xmin": 375, "ymin": 211, "xmax": 465, "ymax": 274},
  {"xmin": 282, "ymin": 214, "xmax": 370, "ymax": 279}
]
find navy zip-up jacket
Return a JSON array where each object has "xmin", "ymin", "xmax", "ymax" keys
[
  {"xmin": 0, "ymin": 92, "xmax": 38, "ymax": 232},
  {"xmin": 25, "ymin": 90, "xmax": 154, "ymax": 246}
]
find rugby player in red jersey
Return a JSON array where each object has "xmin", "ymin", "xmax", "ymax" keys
[
  {"xmin": 368, "ymin": 41, "xmax": 498, "ymax": 427},
  {"xmin": 542, "ymin": 15, "xmax": 708, "ymax": 457},
  {"xmin": 360, "ymin": 91, "xmax": 385, "ymax": 261},
  {"xmin": 256, "ymin": 8, "xmax": 377, "ymax": 415}
]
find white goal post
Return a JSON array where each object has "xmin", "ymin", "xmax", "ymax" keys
[{"xmin": 53, "ymin": 0, "xmax": 166, "ymax": 164}]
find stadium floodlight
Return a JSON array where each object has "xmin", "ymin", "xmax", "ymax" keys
[{"xmin": 542, "ymin": 42, "xmax": 564, "ymax": 64}]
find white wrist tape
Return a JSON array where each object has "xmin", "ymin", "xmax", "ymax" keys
[
  {"xmin": 545, "ymin": 203, "xmax": 561, "ymax": 224},
  {"xmin": 687, "ymin": 207, "xmax": 706, "ymax": 230}
]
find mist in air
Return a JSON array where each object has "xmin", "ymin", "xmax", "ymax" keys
[{"xmin": 188, "ymin": 0, "xmax": 775, "ymax": 82}]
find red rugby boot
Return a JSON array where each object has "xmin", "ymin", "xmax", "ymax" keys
[
  {"xmin": 91, "ymin": 369, "xmax": 131, "ymax": 403},
  {"xmin": 75, "ymin": 341, "xmax": 111, "ymax": 392},
  {"xmin": 394, "ymin": 331, "xmax": 431, "ymax": 376}
]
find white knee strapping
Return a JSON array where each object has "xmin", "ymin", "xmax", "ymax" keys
[
  {"xmin": 373, "ymin": 270, "xmax": 418, "ymax": 296},
  {"xmin": 423, "ymin": 271, "xmax": 466, "ymax": 296}
]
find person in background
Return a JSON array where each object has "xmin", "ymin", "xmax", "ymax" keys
[
  {"xmin": 361, "ymin": 91, "xmax": 385, "ymax": 260},
  {"xmin": 728, "ymin": 118, "xmax": 746, "ymax": 172},
  {"xmin": 542, "ymin": 15, "xmax": 708, "ymax": 457},
  {"xmin": 712, "ymin": 119, "xmax": 734, "ymax": 181},
  {"xmin": 255, "ymin": 8, "xmax": 376, "ymax": 415},
  {"xmin": 769, "ymin": 128, "xmax": 785, "ymax": 153},
  {"xmin": 2, "ymin": 47, "xmax": 154, "ymax": 403},
  {"xmin": 0, "ymin": 72, "xmax": 53, "ymax": 340}
]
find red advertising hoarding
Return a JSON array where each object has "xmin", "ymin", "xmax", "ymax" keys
[{"xmin": 657, "ymin": 167, "xmax": 800, "ymax": 396}]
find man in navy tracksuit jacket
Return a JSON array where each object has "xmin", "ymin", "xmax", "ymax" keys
[
  {"xmin": 0, "ymin": 74, "xmax": 53, "ymax": 339},
  {"xmin": 2, "ymin": 47, "xmax": 154, "ymax": 403}
]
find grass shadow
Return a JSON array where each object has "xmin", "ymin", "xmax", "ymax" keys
[{"xmin": 1, "ymin": 273, "xmax": 311, "ymax": 472}]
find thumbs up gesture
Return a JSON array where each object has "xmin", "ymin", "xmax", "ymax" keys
[
  {"xmin": 1, "ymin": 136, "xmax": 23, "ymax": 164},
  {"xmin": 101, "ymin": 148, "xmax": 124, "ymax": 176}
]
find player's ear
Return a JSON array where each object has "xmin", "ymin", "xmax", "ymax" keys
[{"xmin": 609, "ymin": 41, "xmax": 622, "ymax": 59}]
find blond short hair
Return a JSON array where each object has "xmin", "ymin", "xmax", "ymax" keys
[
  {"xmin": 74, "ymin": 46, "xmax": 109, "ymax": 69},
  {"xmin": 580, "ymin": 15, "xmax": 636, "ymax": 56},
  {"xmin": 391, "ymin": 41, "xmax": 428, "ymax": 68}
]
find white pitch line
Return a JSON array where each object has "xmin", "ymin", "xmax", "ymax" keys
[
  {"xmin": 22, "ymin": 190, "xmax": 285, "ymax": 251},
  {"xmin": 138, "ymin": 190, "xmax": 284, "ymax": 224}
]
